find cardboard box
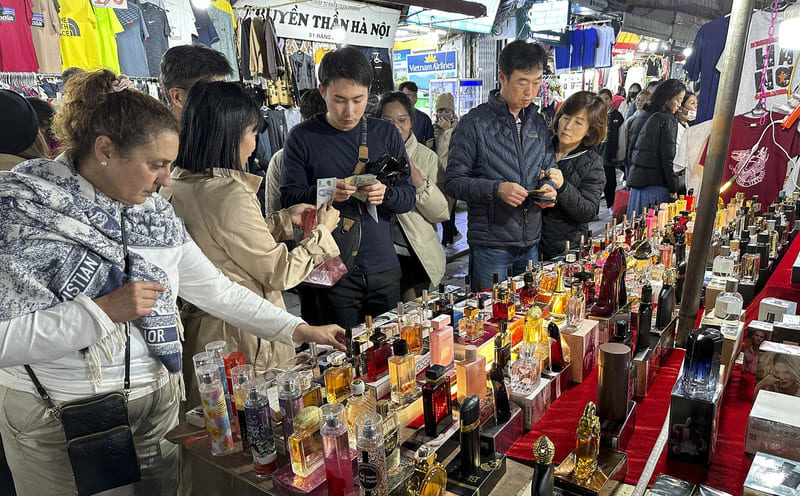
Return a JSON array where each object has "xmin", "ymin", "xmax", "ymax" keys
[
  {"xmin": 648, "ymin": 474, "xmax": 694, "ymax": 495},
  {"xmin": 560, "ymin": 319, "xmax": 599, "ymax": 384},
  {"xmin": 755, "ymin": 341, "xmax": 800, "ymax": 401},
  {"xmin": 668, "ymin": 380, "xmax": 723, "ymax": 465},
  {"xmin": 760, "ymin": 298, "xmax": 798, "ymax": 322},
  {"xmin": 509, "ymin": 376, "xmax": 552, "ymax": 430},
  {"xmin": 743, "ymin": 452, "xmax": 800, "ymax": 496},
  {"xmin": 746, "ymin": 390, "xmax": 800, "ymax": 460},
  {"xmin": 792, "ymin": 250, "xmax": 800, "ymax": 284},
  {"xmin": 773, "ymin": 322, "xmax": 800, "ymax": 346}
]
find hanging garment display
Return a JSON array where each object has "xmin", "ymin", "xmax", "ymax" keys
[
  {"xmin": 624, "ymin": 65, "xmax": 644, "ymax": 90},
  {"xmin": 95, "ymin": 7, "xmax": 123, "ymax": 74},
  {"xmin": 685, "ymin": 16, "xmax": 728, "ymax": 123},
  {"xmin": 30, "ymin": 0, "xmax": 61, "ymax": 73},
  {"xmin": 569, "ymin": 29, "xmax": 584, "ymax": 70},
  {"xmin": 554, "ymin": 41, "xmax": 570, "ymax": 73},
  {"xmin": 0, "ymin": 0, "xmax": 38, "ymax": 72},
  {"xmin": 115, "ymin": 2, "xmax": 150, "ymax": 77},
  {"xmin": 262, "ymin": 14, "xmax": 283, "ymax": 79},
  {"xmin": 208, "ymin": 0, "xmax": 240, "ymax": 81},
  {"xmin": 580, "ymin": 27, "xmax": 597, "ymax": 69},
  {"xmin": 593, "ymin": 25, "xmax": 615, "ymax": 69},
  {"xmin": 239, "ymin": 15, "xmax": 251, "ymax": 80},
  {"xmin": 289, "ymin": 50, "xmax": 316, "ymax": 91},
  {"xmin": 141, "ymin": 2, "xmax": 170, "ymax": 77},
  {"xmin": 361, "ymin": 47, "xmax": 392, "ymax": 95},
  {"xmin": 164, "ymin": 0, "xmax": 196, "ymax": 47},
  {"xmin": 192, "ymin": 3, "xmax": 219, "ymax": 47},
  {"xmin": 58, "ymin": 0, "xmax": 101, "ymax": 70}
]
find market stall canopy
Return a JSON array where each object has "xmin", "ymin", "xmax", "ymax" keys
[
  {"xmin": 620, "ymin": 0, "xmax": 733, "ymax": 20},
  {"xmin": 384, "ymin": 0, "xmax": 487, "ymax": 18}
]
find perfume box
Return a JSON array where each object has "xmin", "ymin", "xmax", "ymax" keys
[
  {"xmin": 554, "ymin": 447, "xmax": 627, "ymax": 496},
  {"xmin": 772, "ymin": 322, "xmax": 800, "ymax": 346},
  {"xmin": 760, "ymin": 298, "xmax": 798, "ymax": 322},
  {"xmin": 695, "ymin": 485, "xmax": 734, "ymax": 496},
  {"xmin": 599, "ymin": 401, "xmax": 636, "ymax": 451},
  {"xmin": 445, "ymin": 452, "xmax": 506, "ymax": 496},
  {"xmin": 272, "ymin": 462, "xmax": 327, "ymax": 496},
  {"xmin": 648, "ymin": 473, "xmax": 695, "ymax": 495},
  {"xmin": 667, "ymin": 380, "xmax": 723, "ymax": 465},
  {"xmin": 542, "ymin": 362, "xmax": 571, "ymax": 400},
  {"xmin": 509, "ymin": 377, "xmax": 552, "ymax": 431},
  {"xmin": 746, "ymin": 390, "xmax": 800, "ymax": 460},
  {"xmin": 749, "ymin": 320, "xmax": 775, "ymax": 343},
  {"xmin": 365, "ymin": 373, "xmax": 391, "ymax": 401},
  {"xmin": 479, "ymin": 406, "xmax": 523, "ymax": 456},
  {"xmin": 588, "ymin": 302, "xmax": 631, "ymax": 345},
  {"xmin": 560, "ymin": 319, "xmax": 599, "ymax": 384},
  {"xmin": 633, "ymin": 346, "xmax": 659, "ymax": 401},
  {"xmin": 704, "ymin": 283, "xmax": 725, "ymax": 312},
  {"xmin": 743, "ymin": 452, "xmax": 800, "ymax": 496},
  {"xmin": 793, "ymin": 251, "xmax": 800, "ymax": 284},
  {"xmin": 755, "ymin": 342, "xmax": 800, "ymax": 401},
  {"xmin": 652, "ymin": 315, "xmax": 677, "ymax": 365}
]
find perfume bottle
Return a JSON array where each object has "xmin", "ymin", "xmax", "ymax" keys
[
  {"xmin": 243, "ymin": 377, "xmax": 278, "ymax": 477},
  {"xmin": 741, "ymin": 243, "xmax": 761, "ymax": 283},
  {"xmin": 710, "ymin": 245, "xmax": 734, "ymax": 287},
  {"xmin": 346, "ymin": 380, "xmax": 377, "ymax": 435},
  {"xmin": 491, "ymin": 273, "xmax": 500, "ymax": 305},
  {"xmin": 321, "ymin": 403, "xmax": 356, "ymax": 496},
  {"xmin": 366, "ymin": 328, "xmax": 392, "ymax": 382},
  {"xmin": 429, "ymin": 318, "xmax": 454, "ymax": 367},
  {"xmin": 573, "ymin": 402, "xmax": 600, "ymax": 481},
  {"xmin": 388, "ymin": 339, "xmax": 418, "ymax": 405},
  {"xmin": 590, "ymin": 244, "xmax": 622, "ymax": 317},
  {"xmin": 196, "ymin": 364, "xmax": 235, "ymax": 456},
  {"xmin": 547, "ymin": 263, "xmax": 569, "ymax": 323},
  {"xmin": 325, "ymin": 351, "xmax": 354, "ymax": 403},
  {"xmin": 400, "ymin": 309, "xmax": 423, "ymax": 354},
  {"xmin": 716, "ymin": 279, "xmax": 743, "ymax": 336},
  {"xmin": 422, "ymin": 364, "xmax": 453, "ymax": 437},
  {"xmin": 674, "ymin": 238, "xmax": 687, "ymax": 302},
  {"xmin": 510, "ymin": 343, "xmax": 541, "ymax": 394},
  {"xmin": 756, "ymin": 232, "xmax": 770, "ymax": 269},
  {"xmin": 635, "ymin": 283, "xmax": 653, "ymax": 354},
  {"xmin": 230, "ymin": 364, "xmax": 255, "ymax": 455},
  {"xmin": 531, "ymin": 436, "xmax": 555, "ymax": 496},
  {"xmin": 203, "ymin": 342, "xmax": 236, "ymax": 425},
  {"xmin": 376, "ymin": 400, "xmax": 400, "ymax": 472},
  {"xmin": 355, "ymin": 411, "xmax": 388, "ymax": 496},
  {"xmin": 548, "ymin": 322, "xmax": 569, "ymax": 372},
  {"xmin": 421, "ymin": 289, "xmax": 431, "ymax": 320},
  {"xmin": 407, "ymin": 446, "xmax": 447, "ymax": 496},
  {"xmin": 523, "ymin": 306, "xmax": 544, "ymax": 345},
  {"xmin": 610, "ymin": 319, "xmax": 633, "ymax": 347},
  {"xmin": 565, "ymin": 283, "xmax": 585, "ymax": 331},
  {"xmin": 289, "ymin": 406, "xmax": 324, "ymax": 477},
  {"xmin": 458, "ymin": 395, "xmax": 481, "ymax": 477},
  {"xmin": 681, "ymin": 328, "xmax": 722, "ymax": 400},
  {"xmin": 456, "ymin": 345, "xmax": 487, "ymax": 403},
  {"xmin": 277, "ymin": 371, "xmax": 304, "ymax": 455},
  {"xmin": 519, "ymin": 260, "xmax": 538, "ymax": 309},
  {"xmin": 298, "ymin": 370, "xmax": 324, "ymax": 408},
  {"xmin": 460, "ymin": 305, "xmax": 484, "ymax": 341},
  {"xmin": 489, "ymin": 333, "xmax": 511, "ymax": 423},
  {"xmin": 656, "ymin": 268, "xmax": 676, "ymax": 330}
]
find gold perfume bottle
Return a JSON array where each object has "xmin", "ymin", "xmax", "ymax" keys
[
  {"xmin": 523, "ymin": 306, "xmax": 543, "ymax": 345},
  {"xmin": 345, "ymin": 380, "xmax": 377, "ymax": 435},
  {"xmin": 547, "ymin": 263, "xmax": 568, "ymax": 322},
  {"xmin": 324, "ymin": 351, "xmax": 354, "ymax": 404},
  {"xmin": 377, "ymin": 399, "xmax": 400, "ymax": 472},
  {"xmin": 400, "ymin": 306, "xmax": 423, "ymax": 353},
  {"xmin": 300, "ymin": 370, "xmax": 323, "ymax": 408},
  {"xmin": 573, "ymin": 402, "xmax": 600, "ymax": 481},
  {"xmin": 288, "ymin": 406, "xmax": 323, "ymax": 477},
  {"xmin": 388, "ymin": 339, "xmax": 418, "ymax": 405},
  {"xmin": 407, "ymin": 445, "xmax": 447, "ymax": 496}
]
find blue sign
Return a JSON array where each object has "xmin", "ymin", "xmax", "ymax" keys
[{"xmin": 407, "ymin": 51, "xmax": 457, "ymax": 74}]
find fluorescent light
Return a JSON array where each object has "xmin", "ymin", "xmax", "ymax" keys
[{"xmin": 683, "ymin": 47, "xmax": 693, "ymax": 57}]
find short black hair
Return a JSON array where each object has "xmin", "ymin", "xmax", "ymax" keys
[
  {"xmin": 318, "ymin": 47, "xmax": 373, "ymax": 89},
  {"xmin": 681, "ymin": 91, "xmax": 696, "ymax": 106},
  {"xmin": 646, "ymin": 79, "xmax": 661, "ymax": 91},
  {"xmin": 598, "ymin": 88, "xmax": 613, "ymax": 99},
  {"xmin": 299, "ymin": 89, "xmax": 327, "ymax": 120},
  {"xmin": 26, "ymin": 97, "xmax": 55, "ymax": 129},
  {"xmin": 644, "ymin": 79, "xmax": 686, "ymax": 113},
  {"xmin": 628, "ymin": 83, "xmax": 642, "ymax": 92},
  {"xmin": 398, "ymin": 81, "xmax": 418, "ymax": 93},
  {"xmin": 176, "ymin": 81, "xmax": 261, "ymax": 173},
  {"xmin": 376, "ymin": 91, "xmax": 416, "ymax": 126},
  {"xmin": 62, "ymin": 67, "xmax": 84, "ymax": 86},
  {"xmin": 498, "ymin": 40, "xmax": 547, "ymax": 77},
  {"xmin": 159, "ymin": 45, "xmax": 233, "ymax": 92}
]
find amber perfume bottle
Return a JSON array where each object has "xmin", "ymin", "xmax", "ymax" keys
[
  {"xmin": 388, "ymin": 339, "xmax": 418, "ymax": 405},
  {"xmin": 346, "ymin": 380, "xmax": 377, "ymax": 435},
  {"xmin": 300, "ymin": 370, "xmax": 323, "ymax": 408},
  {"xmin": 573, "ymin": 402, "xmax": 600, "ymax": 481},
  {"xmin": 407, "ymin": 446, "xmax": 447, "ymax": 496},
  {"xmin": 366, "ymin": 329, "xmax": 392, "ymax": 382},
  {"xmin": 400, "ymin": 309, "xmax": 423, "ymax": 354},
  {"xmin": 456, "ymin": 345, "xmax": 487, "ymax": 403},
  {"xmin": 519, "ymin": 260, "xmax": 538, "ymax": 310},
  {"xmin": 324, "ymin": 351, "xmax": 354, "ymax": 404},
  {"xmin": 531, "ymin": 435, "xmax": 555, "ymax": 496},
  {"xmin": 422, "ymin": 364, "xmax": 453, "ymax": 437},
  {"xmin": 546, "ymin": 264, "xmax": 568, "ymax": 323},
  {"xmin": 523, "ymin": 306, "xmax": 544, "ymax": 345},
  {"xmin": 489, "ymin": 332, "xmax": 511, "ymax": 423},
  {"xmin": 288, "ymin": 406, "xmax": 324, "ymax": 477},
  {"xmin": 459, "ymin": 305, "xmax": 484, "ymax": 341}
]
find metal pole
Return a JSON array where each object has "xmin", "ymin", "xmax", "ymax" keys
[{"xmin": 676, "ymin": 0, "xmax": 754, "ymax": 347}]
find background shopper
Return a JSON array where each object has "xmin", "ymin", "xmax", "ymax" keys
[{"xmin": 399, "ymin": 80, "xmax": 435, "ymax": 148}]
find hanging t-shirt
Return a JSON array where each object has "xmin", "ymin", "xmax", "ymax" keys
[
  {"xmin": 163, "ymin": 0, "xmax": 195, "ymax": 47},
  {"xmin": 685, "ymin": 17, "xmax": 728, "ymax": 124},
  {"xmin": 0, "ymin": 0, "xmax": 39, "ymax": 71},
  {"xmin": 141, "ymin": 2, "xmax": 169, "ymax": 77},
  {"xmin": 594, "ymin": 25, "xmax": 614, "ymax": 69},
  {"xmin": 581, "ymin": 28, "xmax": 597, "ymax": 68},
  {"xmin": 191, "ymin": 4, "xmax": 218, "ymax": 47},
  {"xmin": 717, "ymin": 11, "xmax": 795, "ymax": 116},
  {"xmin": 645, "ymin": 57, "xmax": 661, "ymax": 77},
  {"xmin": 58, "ymin": 0, "xmax": 101, "ymax": 70},
  {"xmin": 208, "ymin": 2, "xmax": 239, "ymax": 81},
  {"xmin": 95, "ymin": 7, "xmax": 123, "ymax": 74},
  {"xmin": 718, "ymin": 112, "xmax": 800, "ymax": 207},
  {"xmin": 569, "ymin": 29, "xmax": 584, "ymax": 70},
  {"xmin": 115, "ymin": 2, "xmax": 150, "ymax": 77},
  {"xmin": 624, "ymin": 65, "xmax": 645, "ymax": 90},
  {"xmin": 554, "ymin": 43, "xmax": 570, "ymax": 72},
  {"xmin": 30, "ymin": 0, "xmax": 61, "ymax": 73}
]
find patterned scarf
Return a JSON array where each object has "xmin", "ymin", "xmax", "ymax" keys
[{"xmin": 0, "ymin": 157, "xmax": 188, "ymax": 378}]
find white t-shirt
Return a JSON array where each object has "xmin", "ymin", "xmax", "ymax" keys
[
  {"xmin": 717, "ymin": 10, "xmax": 796, "ymax": 115},
  {"xmin": 164, "ymin": 0, "xmax": 197, "ymax": 47},
  {"xmin": 624, "ymin": 66, "xmax": 645, "ymax": 90}
]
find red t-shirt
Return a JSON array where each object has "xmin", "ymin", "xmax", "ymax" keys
[
  {"xmin": 0, "ymin": 0, "xmax": 39, "ymax": 72},
  {"xmin": 719, "ymin": 112, "xmax": 800, "ymax": 208}
]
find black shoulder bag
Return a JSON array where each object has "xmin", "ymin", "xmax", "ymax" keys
[{"xmin": 24, "ymin": 218, "xmax": 141, "ymax": 496}]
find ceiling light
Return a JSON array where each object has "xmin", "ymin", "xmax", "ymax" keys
[
  {"xmin": 683, "ymin": 47, "xmax": 693, "ymax": 57},
  {"xmin": 638, "ymin": 41, "xmax": 648, "ymax": 51},
  {"xmin": 648, "ymin": 41, "xmax": 659, "ymax": 52}
]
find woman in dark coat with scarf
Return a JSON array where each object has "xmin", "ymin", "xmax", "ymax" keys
[{"xmin": 540, "ymin": 91, "xmax": 607, "ymax": 260}]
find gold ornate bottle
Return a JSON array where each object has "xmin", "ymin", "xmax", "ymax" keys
[
  {"xmin": 547, "ymin": 263, "xmax": 569, "ymax": 322},
  {"xmin": 407, "ymin": 445, "xmax": 447, "ymax": 496},
  {"xmin": 288, "ymin": 406, "xmax": 324, "ymax": 477},
  {"xmin": 324, "ymin": 351, "xmax": 354, "ymax": 404},
  {"xmin": 573, "ymin": 402, "xmax": 600, "ymax": 480}
]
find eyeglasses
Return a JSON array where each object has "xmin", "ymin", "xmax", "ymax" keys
[{"xmin": 382, "ymin": 115, "xmax": 411, "ymax": 125}]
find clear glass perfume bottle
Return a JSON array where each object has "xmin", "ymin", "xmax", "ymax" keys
[
  {"xmin": 388, "ymin": 339, "xmax": 418, "ymax": 405},
  {"xmin": 547, "ymin": 263, "xmax": 569, "ymax": 323},
  {"xmin": 277, "ymin": 371, "xmax": 304, "ymax": 456},
  {"xmin": 573, "ymin": 402, "xmax": 600, "ymax": 481},
  {"xmin": 715, "ymin": 279, "xmax": 743, "ymax": 337},
  {"xmin": 355, "ymin": 411, "xmax": 388, "ymax": 496},
  {"xmin": 376, "ymin": 400, "xmax": 400, "ymax": 473},
  {"xmin": 459, "ymin": 305, "xmax": 484, "ymax": 341},
  {"xmin": 321, "ymin": 403, "xmax": 356, "ymax": 496},
  {"xmin": 325, "ymin": 351, "xmax": 354, "ymax": 404},
  {"xmin": 407, "ymin": 446, "xmax": 447, "ymax": 496},
  {"xmin": 300, "ymin": 370, "xmax": 324, "ymax": 408},
  {"xmin": 510, "ymin": 343, "xmax": 541, "ymax": 394},
  {"xmin": 710, "ymin": 245, "xmax": 734, "ymax": 287},
  {"xmin": 565, "ymin": 283, "xmax": 585, "ymax": 331},
  {"xmin": 289, "ymin": 406, "xmax": 324, "ymax": 477},
  {"xmin": 456, "ymin": 345, "xmax": 487, "ymax": 403}
]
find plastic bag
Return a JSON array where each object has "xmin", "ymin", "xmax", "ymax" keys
[{"xmin": 301, "ymin": 207, "xmax": 348, "ymax": 287}]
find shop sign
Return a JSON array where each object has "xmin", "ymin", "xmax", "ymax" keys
[
  {"xmin": 237, "ymin": 0, "xmax": 399, "ymax": 49},
  {"xmin": 407, "ymin": 51, "xmax": 457, "ymax": 74},
  {"xmin": 91, "ymin": 0, "xmax": 127, "ymax": 9},
  {"xmin": 516, "ymin": 1, "xmax": 569, "ymax": 46}
]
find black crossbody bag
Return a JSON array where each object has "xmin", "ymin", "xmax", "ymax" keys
[{"xmin": 24, "ymin": 218, "xmax": 141, "ymax": 496}]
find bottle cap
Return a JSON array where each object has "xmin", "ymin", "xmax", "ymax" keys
[
  {"xmin": 767, "ymin": 219, "xmax": 776, "ymax": 229},
  {"xmin": 299, "ymin": 370, "xmax": 314, "ymax": 391},
  {"xmin": 746, "ymin": 242, "xmax": 758, "ymax": 254},
  {"xmin": 532, "ymin": 436, "xmax": 555, "ymax": 465},
  {"xmin": 757, "ymin": 232, "xmax": 770, "ymax": 244},
  {"xmin": 730, "ymin": 239, "xmax": 740, "ymax": 251},
  {"xmin": 320, "ymin": 402, "xmax": 345, "ymax": 429},
  {"xmin": 204, "ymin": 340, "xmax": 228, "ymax": 359},
  {"xmin": 365, "ymin": 315, "xmax": 373, "ymax": 329},
  {"xmin": 196, "ymin": 364, "xmax": 220, "ymax": 385},
  {"xmin": 351, "ymin": 379, "xmax": 365, "ymax": 395},
  {"xmin": 354, "ymin": 411, "xmax": 382, "ymax": 442},
  {"xmin": 370, "ymin": 330, "xmax": 387, "ymax": 345},
  {"xmin": 277, "ymin": 371, "xmax": 301, "ymax": 397},
  {"xmin": 548, "ymin": 321, "xmax": 560, "ymax": 339},
  {"xmin": 439, "ymin": 283, "xmax": 446, "ymax": 294},
  {"xmin": 459, "ymin": 395, "xmax": 480, "ymax": 427},
  {"xmin": 518, "ymin": 343, "xmax": 534, "ymax": 359},
  {"xmin": 640, "ymin": 283, "xmax": 653, "ymax": 303},
  {"xmin": 720, "ymin": 245, "xmax": 730, "ymax": 257},
  {"xmin": 376, "ymin": 399, "xmax": 392, "ymax": 417},
  {"xmin": 614, "ymin": 320, "xmax": 629, "ymax": 338},
  {"xmin": 662, "ymin": 267, "xmax": 676, "ymax": 285},
  {"xmin": 725, "ymin": 279, "xmax": 739, "ymax": 293},
  {"xmin": 392, "ymin": 338, "xmax": 408, "ymax": 356},
  {"xmin": 507, "ymin": 267, "xmax": 514, "ymax": 278},
  {"xmin": 425, "ymin": 364, "xmax": 446, "ymax": 381},
  {"xmin": 465, "ymin": 345, "xmax": 478, "ymax": 362},
  {"xmin": 223, "ymin": 351, "xmax": 246, "ymax": 375},
  {"xmin": 328, "ymin": 350, "xmax": 346, "ymax": 367}
]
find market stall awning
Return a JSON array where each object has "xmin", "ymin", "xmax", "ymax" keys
[{"xmin": 383, "ymin": 0, "xmax": 487, "ymax": 18}]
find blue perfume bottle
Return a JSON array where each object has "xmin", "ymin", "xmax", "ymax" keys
[{"xmin": 680, "ymin": 328, "xmax": 723, "ymax": 400}]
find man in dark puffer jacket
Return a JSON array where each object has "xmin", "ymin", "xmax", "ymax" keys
[{"xmin": 445, "ymin": 41, "xmax": 557, "ymax": 292}]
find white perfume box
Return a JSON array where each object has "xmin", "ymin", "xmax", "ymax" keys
[{"xmin": 746, "ymin": 390, "xmax": 800, "ymax": 461}]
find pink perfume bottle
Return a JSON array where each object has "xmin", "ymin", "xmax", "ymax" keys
[{"xmin": 429, "ymin": 316, "xmax": 454, "ymax": 368}]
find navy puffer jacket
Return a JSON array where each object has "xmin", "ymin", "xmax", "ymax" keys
[{"xmin": 445, "ymin": 90, "xmax": 557, "ymax": 248}]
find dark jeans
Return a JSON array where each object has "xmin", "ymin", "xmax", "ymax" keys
[
  {"xmin": 469, "ymin": 245, "xmax": 538, "ymax": 292},
  {"xmin": 441, "ymin": 203, "xmax": 458, "ymax": 245},
  {"xmin": 318, "ymin": 267, "xmax": 402, "ymax": 328},
  {"xmin": 603, "ymin": 166, "xmax": 617, "ymax": 209}
]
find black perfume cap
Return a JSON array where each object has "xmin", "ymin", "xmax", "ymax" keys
[
  {"xmin": 393, "ymin": 339, "xmax": 408, "ymax": 356},
  {"xmin": 345, "ymin": 327, "xmax": 353, "ymax": 356},
  {"xmin": 615, "ymin": 320, "xmax": 629, "ymax": 338},
  {"xmin": 493, "ymin": 273, "xmax": 499, "ymax": 284},
  {"xmin": 725, "ymin": 279, "xmax": 739, "ymax": 293},
  {"xmin": 499, "ymin": 319, "xmax": 508, "ymax": 332},
  {"xmin": 426, "ymin": 364, "xmax": 446, "ymax": 381},
  {"xmin": 370, "ymin": 331, "xmax": 386, "ymax": 345},
  {"xmin": 757, "ymin": 232, "xmax": 770, "ymax": 244},
  {"xmin": 460, "ymin": 395, "xmax": 480, "ymax": 427},
  {"xmin": 439, "ymin": 283, "xmax": 446, "ymax": 294},
  {"xmin": 640, "ymin": 284, "xmax": 653, "ymax": 303},
  {"xmin": 746, "ymin": 242, "xmax": 758, "ymax": 254},
  {"xmin": 548, "ymin": 321, "xmax": 560, "ymax": 339}
]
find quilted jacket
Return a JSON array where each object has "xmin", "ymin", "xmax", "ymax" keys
[{"xmin": 628, "ymin": 110, "xmax": 680, "ymax": 193}]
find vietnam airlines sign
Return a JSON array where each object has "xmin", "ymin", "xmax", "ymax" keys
[{"xmin": 407, "ymin": 51, "xmax": 457, "ymax": 74}]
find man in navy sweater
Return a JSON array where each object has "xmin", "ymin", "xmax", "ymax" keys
[{"xmin": 281, "ymin": 47, "xmax": 416, "ymax": 328}]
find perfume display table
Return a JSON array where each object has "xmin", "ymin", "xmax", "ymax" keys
[{"xmin": 744, "ymin": 227, "xmax": 800, "ymax": 325}]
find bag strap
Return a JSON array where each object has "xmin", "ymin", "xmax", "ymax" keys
[
  {"xmin": 353, "ymin": 117, "xmax": 369, "ymax": 175},
  {"xmin": 24, "ymin": 212, "xmax": 133, "ymax": 418}
]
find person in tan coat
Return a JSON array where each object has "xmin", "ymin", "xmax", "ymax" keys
[
  {"xmin": 377, "ymin": 92, "xmax": 449, "ymax": 300},
  {"xmin": 160, "ymin": 81, "xmax": 341, "ymax": 406},
  {"xmin": 433, "ymin": 92, "xmax": 461, "ymax": 246}
]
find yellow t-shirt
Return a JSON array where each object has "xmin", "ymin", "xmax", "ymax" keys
[
  {"xmin": 59, "ymin": 0, "xmax": 101, "ymax": 70},
  {"xmin": 94, "ymin": 7, "xmax": 124, "ymax": 74},
  {"xmin": 211, "ymin": 0, "xmax": 235, "ymax": 29}
]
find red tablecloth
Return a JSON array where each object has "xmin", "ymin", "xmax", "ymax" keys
[{"xmin": 744, "ymin": 233, "xmax": 800, "ymax": 324}]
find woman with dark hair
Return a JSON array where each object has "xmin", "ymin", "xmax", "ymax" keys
[
  {"xmin": 674, "ymin": 91, "xmax": 698, "ymax": 195},
  {"xmin": 0, "ymin": 70, "xmax": 344, "ymax": 495},
  {"xmin": 626, "ymin": 78, "xmax": 686, "ymax": 216},
  {"xmin": 376, "ymin": 91, "xmax": 449, "ymax": 300},
  {"xmin": 540, "ymin": 91, "xmax": 607, "ymax": 260},
  {"xmin": 161, "ymin": 81, "xmax": 342, "ymax": 407},
  {"xmin": 623, "ymin": 83, "xmax": 642, "ymax": 119}
]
